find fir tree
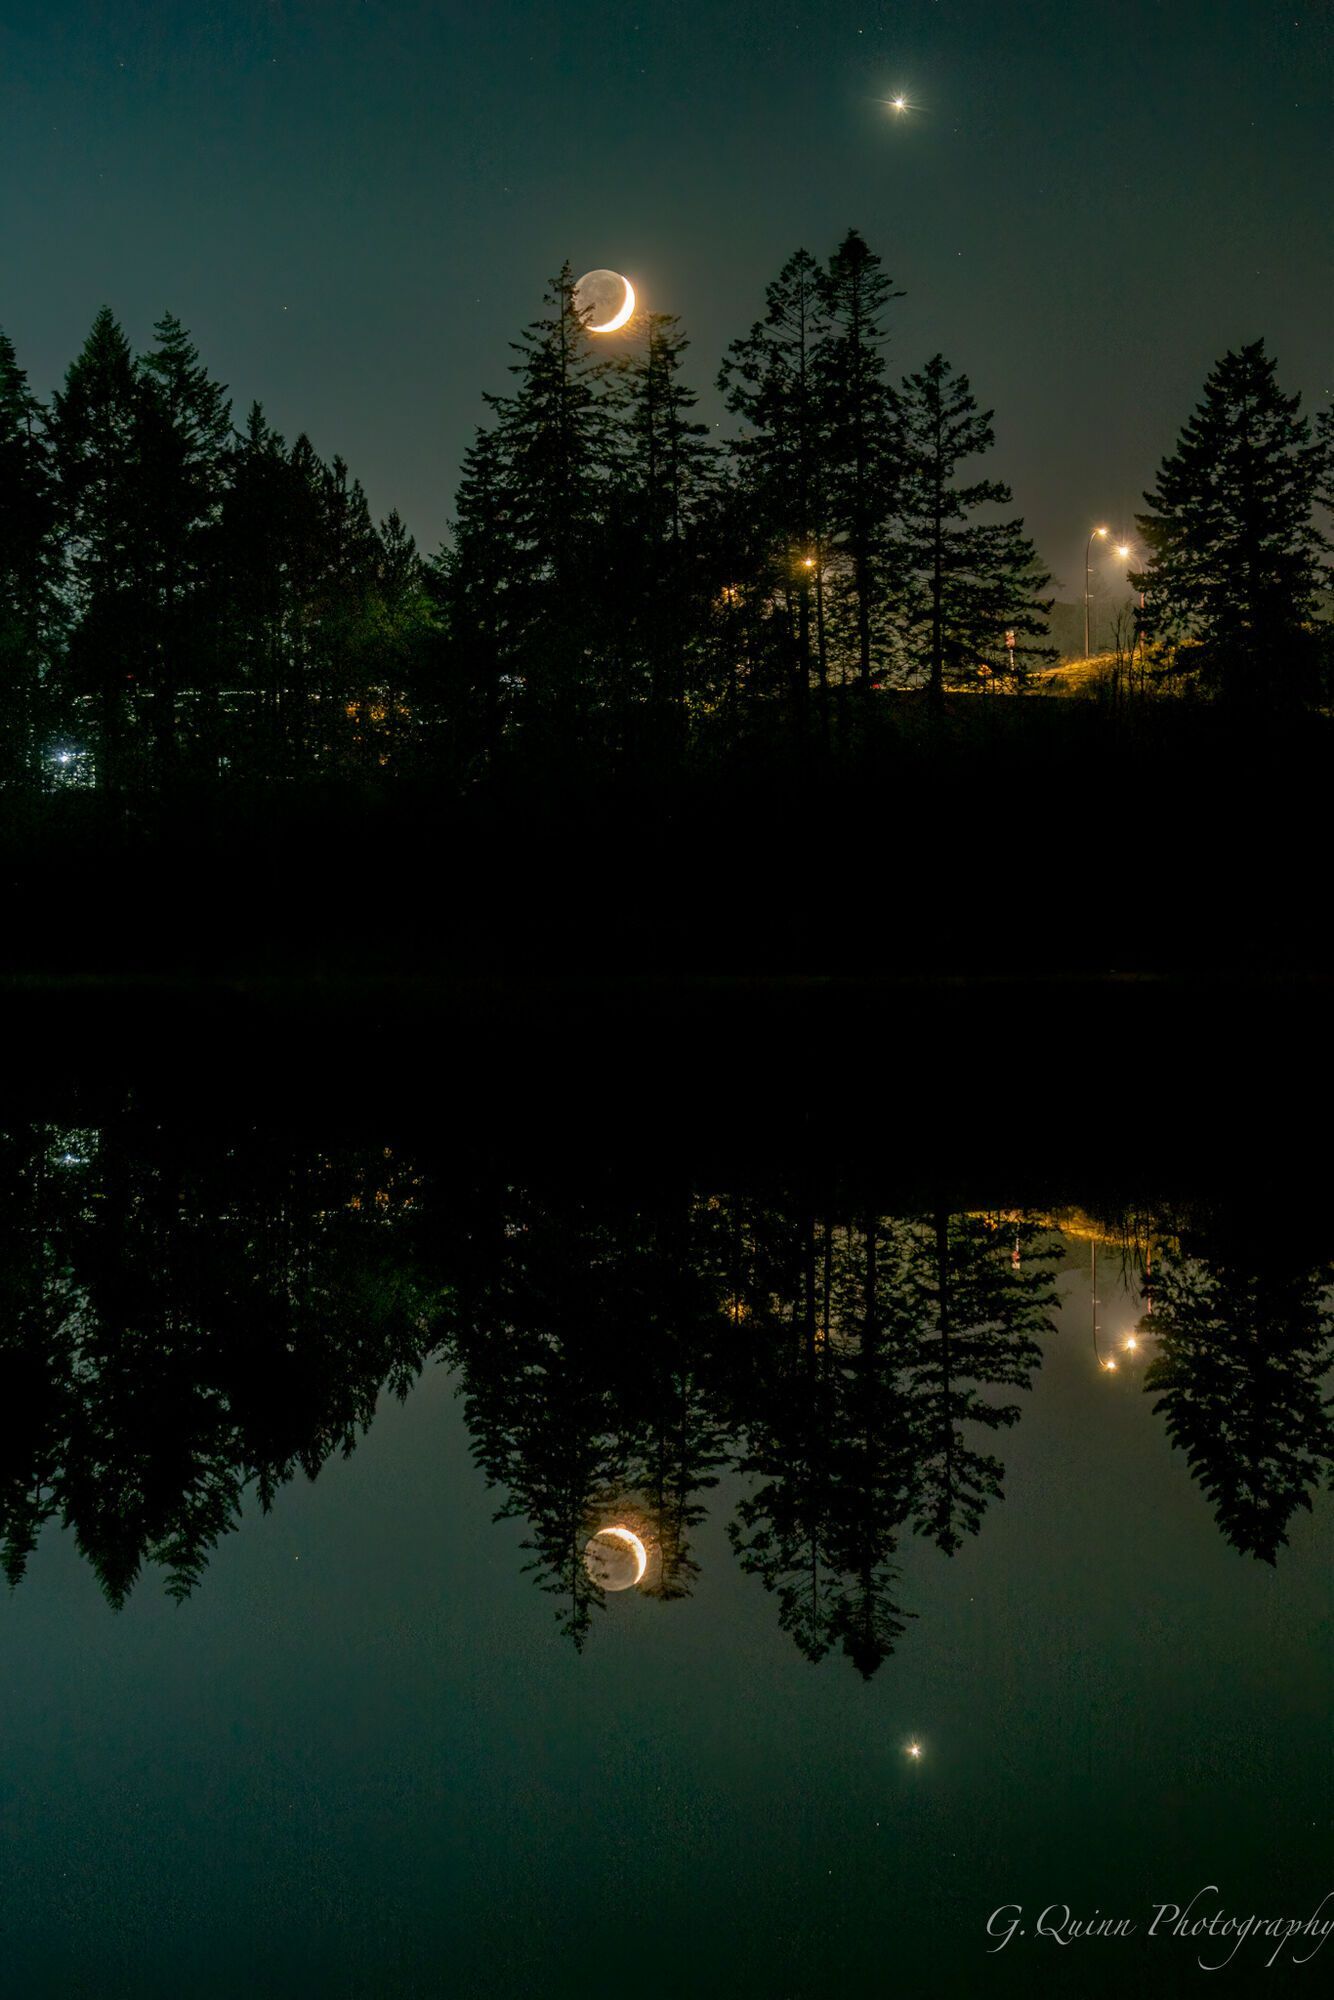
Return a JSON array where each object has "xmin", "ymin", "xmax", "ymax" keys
[
  {"xmin": 1133, "ymin": 339, "xmax": 1326, "ymax": 701},
  {"xmin": 47, "ymin": 308, "xmax": 143, "ymax": 782},
  {"xmin": 719, "ymin": 248, "xmax": 833, "ymax": 712},
  {"xmin": 356, "ymin": 509, "xmax": 435, "ymax": 770},
  {"xmin": 215, "ymin": 403, "xmax": 301, "ymax": 772},
  {"xmin": 895, "ymin": 354, "xmax": 1054, "ymax": 699},
  {"xmin": 135, "ymin": 312, "xmax": 233, "ymax": 770},
  {"xmin": 480, "ymin": 265, "xmax": 612, "ymax": 724},
  {"xmin": 606, "ymin": 310, "xmax": 714, "ymax": 724},
  {"xmin": 1316, "ymin": 405, "xmax": 1334, "ymax": 519},
  {"xmin": 819, "ymin": 229, "xmax": 903, "ymax": 697},
  {"xmin": 0, "ymin": 331, "xmax": 60, "ymax": 783},
  {"xmin": 441, "ymin": 423, "xmax": 516, "ymax": 761},
  {"xmin": 310, "ymin": 452, "xmax": 381, "ymax": 742}
]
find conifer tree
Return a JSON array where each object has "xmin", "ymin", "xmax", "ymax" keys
[
  {"xmin": 135, "ymin": 312, "xmax": 233, "ymax": 769},
  {"xmin": 719, "ymin": 248, "xmax": 833, "ymax": 712},
  {"xmin": 895, "ymin": 354, "xmax": 1054, "ymax": 700},
  {"xmin": 215, "ymin": 403, "xmax": 301, "ymax": 772},
  {"xmin": 1133, "ymin": 339, "xmax": 1326, "ymax": 701},
  {"xmin": 47, "ymin": 308, "xmax": 143, "ymax": 781},
  {"xmin": 819, "ymin": 230, "xmax": 903, "ymax": 697},
  {"xmin": 1316, "ymin": 405, "xmax": 1334, "ymax": 520},
  {"xmin": 0, "ymin": 331, "xmax": 60, "ymax": 783},
  {"xmin": 480, "ymin": 265, "xmax": 611, "ymax": 724},
  {"xmin": 606, "ymin": 310, "xmax": 714, "ymax": 723},
  {"xmin": 355, "ymin": 510, "xmax": 435, "ymax": 769},
  {"xmin": 1315, "ymin": 406, "xmax": 1334, "ymax": 632},
  {"xmin": 313, "ymin": 453, "xmax": 381, "ymax": 716},
  {"xmin": 441, "ymin": 423, "xmax": 516, "ymax": 760}
]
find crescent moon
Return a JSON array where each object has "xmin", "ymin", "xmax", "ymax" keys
[
  {"xmin": 599, "ymin": 1525, "xmax": 647, "ymax": 1584},
  {"xmin": 590, "ymin": 274, "xmax": 636, "ymax": 334}
]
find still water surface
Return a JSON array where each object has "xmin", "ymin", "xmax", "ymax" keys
[{"xmin": 1, "ymin": 1120, "xmax": 1330, "ymax": 1997}]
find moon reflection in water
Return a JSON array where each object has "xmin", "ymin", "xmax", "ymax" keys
[{"xmin": 583, "ymin": 1524, "xmax": 648, "ymax": 1591}]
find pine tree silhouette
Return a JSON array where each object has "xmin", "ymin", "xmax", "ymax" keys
[
  {"xmin": 896, "ymin": 354, "xmax": 1053, "ymax": 699},
  {"xmin": 1134, "ymin": 339, "xmax": 1327, "ymax": 701}
]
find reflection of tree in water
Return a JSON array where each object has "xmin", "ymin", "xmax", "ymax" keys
[
  {"xmin": 1142, "ymin": 1214, "xmax": 1334, "ymax": 1563},
  {"xmin": 723, "ymin": 1206, "xmax": 1057, "ymax": 1676},
  {"xmin": 447, "ymin": 1186, "xmax": 727, "ymax": 1647},
  {"xmin": 0, "ymin": 1118, "xmax": 445, "ymax": 1605},
  {"xmin": 897, "ymin": 1213, "xmax": 1055, "ymax": 1555},
  {"xmin": 5, "ymin": 1128, "xmax": 1331, "ymax": 1673},
  {"xmin": 725, "ymin": 1210, "xmax": 915, "ymax": 1678}
]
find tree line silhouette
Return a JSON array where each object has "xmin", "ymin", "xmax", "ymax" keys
[
  {"xmin": 2, "ymin": 1119, "xmax": 1329, "ymax": 1675},
  {"xmin": 4, "ymin": 230, "xmax": 1330, "ymax": 799}
]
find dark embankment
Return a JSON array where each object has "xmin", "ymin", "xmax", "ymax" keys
[{"xmin": 2, "ymin": 699, "xmax": 1329, "ymax": 982}]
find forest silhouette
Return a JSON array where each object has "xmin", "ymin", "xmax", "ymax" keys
[
  {"xmin": 2, "ymin": 232, "xmax": 1332, "ymax": 977},
  {"xmin": 2, "ymin": 1115, "xmax": 1329, "ymax": 1678}
]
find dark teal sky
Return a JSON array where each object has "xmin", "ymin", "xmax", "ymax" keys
[{"xmin": 2, "ymin": 0, "xmax": 1329, "ymax": 597}]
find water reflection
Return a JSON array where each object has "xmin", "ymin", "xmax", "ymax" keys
[
  {"xmin": 1, "ymin": 1122, "xmax": 1330, "ymax": 1673},
  {"xmin": 1144, "ymin": 1216, "xmax": 1334, "ymax": 1562}
]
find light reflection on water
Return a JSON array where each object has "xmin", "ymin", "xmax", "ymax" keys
[{"xmin": 1, "ymin": 1118, "xmax": 1330, "ymax": 1997}]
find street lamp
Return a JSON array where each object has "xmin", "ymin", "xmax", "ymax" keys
[{"xmin": 1084, "ymin": 526, "xmax": 1109, "ymax": 657}]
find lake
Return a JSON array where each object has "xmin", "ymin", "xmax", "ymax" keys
[{"xmin": 1, "ymin": 986, "xmax": 1331, "ymax": 1996}]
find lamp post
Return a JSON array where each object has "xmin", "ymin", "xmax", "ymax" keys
[{"xmin": 1084, "ymin": 525, "xmax": 1109, "ymax": 658}]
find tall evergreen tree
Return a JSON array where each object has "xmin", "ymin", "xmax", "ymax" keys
[
  {"xmin": 895, "ymin": 354, "xmax": 1054, "ymax": 699},
  {"xmin": 1316, "ymin": 405, "xmax": 1334, "ymax": 520},
  {"xmin": 215, "ymin": 402, "xmax": 301, "ymax": 772},
  {"xmin": 476, "ymin": 266, "xmax": 612, "ymax": 725},
  {"xmin": 350, "ymin": 509, "xmax": 436, "ymax": 770},
  {"xmin": 440, "ymin": 422, "xmax": 516, "ymax": 762},
  {"xmin": 819, "ymin": 229, "xmax": 903, "ymax": 697},
  {"xmin": 135, "ymin": 312, "xmax": 233, "ymax": 770},
  {"xmin": 719, "ymin": 248, "xmax": 833, "ymax": 712},
  {"xmin": 606, "ymin": 310, "xmax": 714, "ymax": 725},
  {"xmin": 1133, "ymin": 339, "xmax": 1326, "ymax": 701},
  {"xmin": 47, "ymin": 308, "xmax": 143, "ymax": 782},
  {"xmin": 0, "ymin": 331, "xmax": 60, "ymax": 784},
  {"xmin": 310, "ymin": 452, "xmax": 381, "ymax": 747}
]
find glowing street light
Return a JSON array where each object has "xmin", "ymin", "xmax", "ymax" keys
[{"xmin": 1084, "ymin": 525, "xmax": 1109, "ymax": 657}]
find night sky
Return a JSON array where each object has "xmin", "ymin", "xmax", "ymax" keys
[{"xmin": 3, "ymin": 0, "xmax": 1330, "ymax": 599}]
